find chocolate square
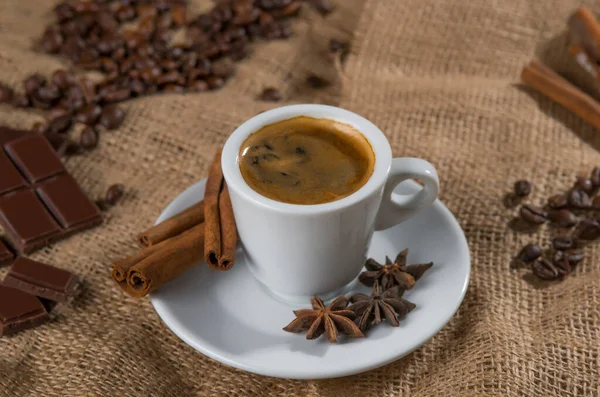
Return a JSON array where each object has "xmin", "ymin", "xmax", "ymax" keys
[
  {"xmin": 0, "ymin": 150, "xmax": 27, "ymax": 195},
  {"xmin": 0, "ymin": 189, "xmax": 62, "ymax": 253},
  {"xmin": 3, "ymin": 257, "xmax": 78, "ymax": 302},
  {"xmin": 36, "ymin": 175, "xmax": 102, "ymax": 230},
  {"xmin": 4, "ymin": 134, "xmax": 65, "ymax": 183},
  {"xmin": 0, "ymin": 284, "xmax": 49, "ymax": 336},
  {"xmin": 0, "ymin": 238, "xmax": 14, "ymax": 266}
]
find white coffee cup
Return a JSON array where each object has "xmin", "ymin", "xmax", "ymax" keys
[{"xmin": 222, "ymin": 105, "xmax": 439, "ymax": 304}]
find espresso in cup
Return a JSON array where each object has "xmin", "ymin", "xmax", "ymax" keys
[{"xmin": 238, "ymin": 116, "xmax": 375, "ymax": 205}]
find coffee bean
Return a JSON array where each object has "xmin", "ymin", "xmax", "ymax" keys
[
  {"xmin": 207, "ymin": 76, "xmax": 225, "ymax": 89},
  {"xmin": 36, "ymin": 84, "xmax": 62, "ymax": 104},
  {"xmin": 96, "ymin": 11, "xmax": 119, "ymax": 33},
  {"xmin": 564, "ymin": 249, "xmax": 584, "ymax": 265},
  {"xmin": 591, "ymin": 167, "xmax": 600, "ymax": 188},
  {"xmin": 65, "ymin": 85, "xmax": 85, "ymax": 111},
  {"xmin": 271, "ymin": 1, "xmax": 303, "ymax": 18},
  {"xmin": 129, "ymin": 80, "xmax": 146, "ymax": 96},
  {"xmin": 519, "ymin": 204, "xmax": 547, "ymax": 224},
  {"xmin": 32, "ymin": 121, "xmax": 47, "ymax": 134},
  {"xmin": 548, "ymin": 209, "xmax": 578, "ymax": 227},
  {"xmin": 49, "ymin": 105, "xmax": 71, "ymax": 120},
  {"xmin": 575, "ymin": 218, "xmax": 600, "ymax": 240},
  {"xmin": 548, "ymin": 194, "xmax": 568, "ymax": 209},
  {"xmin": 0, "ymin": 83, "xmax": 14, "ymax": 102},
  {"xmin": 54, "ymin": 2, "xmax": 74, "ymax": 22},
  {"xmin": 75, "ymin": 104, "xmax": 103, "ymax": 125},
  {"xmin": 48, "ymin": 114, "xmax": 72, "ymax": 134},
  {"xmin": 41, "ymin": 26, "xmax": 63, "ymax": 54},
  {"xmin": 551, "ymin": 236, "xmax": 575, "ymax": 250},
  {"xmin": 518, "ymin": 243, "xmax": 541, "ymax": 263},
  {"xmin": 553, "ymin": 257, "xmax": 572, "ymax": 276},
  {"xmin": 189, "ymin": 80, "xmax": 209, "ymax": 92},
  {"xmin": 171, "ymin": 4, "xmax": 187, "ymax": 26},
  {"xmin": 306, "ymin": 74, "xmax": 330, "ymax": 88},
  {"xmin": 574, "ymin": 176, "xmax": 594, "ymax": 194},
  {"xmin": 51, "ymin": 69, "xmax": 75, "ymax": 90},
  {"xmin": 514, "ymin": 180, "xmax": 532, "ymax": 197},
  {"xmin": 592, "ymin": 196, "xmax": 600, "ymax": 210},
  {"xmin": 532, "ymin": 259, "xmax": 559, "ymax": 280},
  {"xmin": 116, "ymin": 6, "xmax": 137, "ymax": 22},
  {"xmin": 141, "ymin": 67, "xmax": 162, "ymax": 83},
  {"xmin": 102, "ymin": 88, "xmax": 131, "ymax": 103},
  {"xmin": 11, "ymin": 94, "xmax": 30, "ymax": 108},
  {"xmin": 157, "ymin": 71, "xmax": 180, "ymax": 85},
  {"xmin": 306, "ymin": 0, "xmax": 334, "ymax": 15},
  {"xmin": 98, "ymin": 105, "xmax": 125, "ymax": 130},
  {"xmin": 106, "ymin": 184, "xmax": 125, "ymax": 205},
  {"xmin": 24, "ymin": 74, "xmax": 46, "ymax": 96},
  {"xmin": 568, "ymin": 189, "xmax": 591, "ymax": 209},
  {"xmin": 78, "ymin": 78, "xmax": 97, "ymax": 103},
  {"xmin": 163, "ymin": 84, "xmax": 185, "ymax": 93},
  {"xmin": 258, "ymin": 87, "xmax": 282, "ymax": 102},
  {"xmin": 80, "ymin": 126, "xmax": 98, "ymax": 150}
]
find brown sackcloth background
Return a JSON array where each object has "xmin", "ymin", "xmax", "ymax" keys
[{"xmin": 1, "ymin": 0, "xmax": 600, "ymax": 395}]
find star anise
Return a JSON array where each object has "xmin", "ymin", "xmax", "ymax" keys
[
  {"xmin": 283, "ymin": 296, "xmax": 365, "ymax": 343},
  {"xmin": 349, "ymin": 281, "xmax": 416, "ymax": 331},
  {"xmin": 358, "ymin": 249, "xmax": 433, "ymax": 290}
]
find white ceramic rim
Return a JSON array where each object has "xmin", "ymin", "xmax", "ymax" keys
[{"xmin": 221, "ymin": 104, "xmax": 393, "ymax": 215}]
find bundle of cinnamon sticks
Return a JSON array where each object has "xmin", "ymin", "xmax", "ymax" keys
[{"xmin": 111, "ymin": 149, "xmax": 237, "ymax": 298}]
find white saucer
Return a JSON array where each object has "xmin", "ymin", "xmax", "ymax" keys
[{"xmin": 150, "ymin": 179, "xmax": 470, "ymax": 379}]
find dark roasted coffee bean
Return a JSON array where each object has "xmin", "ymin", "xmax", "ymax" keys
[
  {"xmin": 163, "ymin": 84, "xmax": 185, "ymax": 93},
  {"xmin": 261, "ymin": 20, "xmax": 292, "ymax": 39},
  {"xmin": 32, "ymin": 121, "xmax": 47, "ymax": 134},
  {"xmin": 568, "ymin": 189, "xmax": 591, "ymax": 209},
  {"xmin": 574, "ymin": 176, "xmax": 594, "ymax": 194},
  {"xmin": 532, "ymin": 259, "xmax": 559, "ymax": 280},
  {"xmin": 96, "ymin": 11, "xmax": 119, "ymax": 33},
  {"xmin": 12, "ymin": 94, "xmax": 30, "ymax": 108},
  {"xmin": 519, "ymin": 204, "xmax": 547, "ymax": 224},
  {"xmin": 553, "ymin": 257, "xmax": 572, "ymax": 276},
  {"xmin": 48, "ymin": 114, "xmax": 72, "ymax": 134},
  {"xmin": 54, "ymin": 2, "xmax": 74, "ymax": 22},
  {"xmin": 189, "ymin": 80, "xmax": 209, "ymax": 92},
  {"xmin": 41, "ymin": 26, "xmax": 63, "ymax": 54},
  {"xmin": 157, "ymin": 13, "xmax": 173, "ymax": 30},
  {"xmin": 514, "ymin": 180, "xmax": 532, "ymax": 197},
  {"xmin": 591, "ymin": 167, "xmax": 600, "ymax": 188},
  {"xmin": 548, "ymin": 208, "xmax": 578, "ymax": 227},
  {"xmin": 75, "ymin": 104, "xmax": 103, "ymax": 125},
  {"xmin": 140, "ymin": 67, "xmax": 162, "ymax": 83},
  {"xmin": 575, "ymin": 218, "xmax": 600, "ymax": 240},
  {"xmin": 306, "ymin": 73, "xmax": 330, "ymax": 88},
  {"xmin": 116, "ymin": 6, "xmax": 137, "ymax": 22},
  {"xmin": 51, "ymin": 70, "xmax": 75, "ymax": 90},
  {"xmin": 307, "ymin": 0, "xmax": 334, "ymax": 15},
  {"xmin": 98, "ymin": 105, "xmax": 126, "ymax": 130},
  {"xmin": 518, "ymin": 243, "xmax": 541, "ymax": 263},
  {"xmin": 138, "ymin": 16, "xmax": 156, "ymax": 38},
  {"xmin": 207, "ymin": 76, "xmax": 225, "ymax": 90},
  {"xmin": 49, "ymin": 105, "xmax": 71, "ymax": 120},
  {"xmin": 65, "ymin": 85, "xmax": 85, "ymax": 111},
  {"xmin": 156, "ymin": 71, "xmax": 181, "ymax": 85},
  {"xmin": 106, "ymin": 184, "xmax": 125, "ymax": 205},
  {"xmin": 73, "ymin": 1, "xmax": 99, "ymax": 14},
  {"xmin": 0, "ymin": 83, "xmax": 14, "ymax": 102},
  {"xmin": 548, "ymin": 209, "xmax": 578, "ymax": 228},
  {"xmin": 551, "ymin": 236, "xmax": 575, "ymax": 250},
  {"xmin": 258, "ymin": 87, "xmax": 282, "ymax": 102},
  {"xmin": 129, "ymin": 80, "xmax": 146, "ymax": 96},
  {"xmin": 80, "ymin": 126, "xmax": 98, "ymax": 150},
  {"xmin": 548, "ymin": 194, "xmax": 568, "ymax": 209},
  {"xmin": 271, "ymin": 1, "xmax": 303, "ymax": 18},
  {"xmin": 78, "ymin": 78, "xmax": 97, "ymax": 103},
  {"xmin": 171, "ymin": 4, "xmax": 187, "ymax": 26},
  {"xmin": 564, "ymin": 249, "xmax": 584, "ymax": 266},
  {"xmin": 136, "ymin": 3, "xmax": 158, "ymax": 19},
  {"xmin": 102, "ymin": 88, "xmax": 131, "ymax": 103},
  {"xmin": 24, "ymin": 74, "xmax": 46, "ymax": 96},
  {"xmin": 229, "ymin": 42, "xmax": 250, "ymax": 61},
  {"xmin": 112, "ymin": 47, "xmax": 126, "ymax": 61},
  {"xmin": 160, "ymin": 59, "xmax": 180, "ymax": 71},
  {"xmin": 100, "ymin": 58, "xmax": 119, "ymax": 74}
]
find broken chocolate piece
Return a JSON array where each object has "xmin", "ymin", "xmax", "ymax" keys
[
  {"xmin": 0, "ymin": 284, "xmax": 49, "ymax": 336},
  {"xmin": 0, "ymin": 238, "xmax": 14, "ymax": 266}
]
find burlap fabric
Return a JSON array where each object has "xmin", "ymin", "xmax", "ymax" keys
[{"xmin": 1, "ymin": 0, "xmax": 600, "ymax": 395}]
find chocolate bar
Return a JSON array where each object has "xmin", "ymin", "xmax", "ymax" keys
[
  {"xmin": 3, "ymin": 257, "xmax": 78, "ymax": 302},
  {"xmin": 0, "ymin": 126, "xmax": 32, "ymax": 146},
  {"xmin": 0, "ymin": 238, "xmax": 14, "ymax": 266},
  {"xmin": 0, "ymin": 133, "xmax": 102, "ymax": 253},
  {"xmin": 0, "ymin": 284, "xmax": 49, "ymax": 336}
]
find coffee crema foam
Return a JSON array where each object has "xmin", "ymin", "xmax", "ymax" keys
[{"xmin": 238, "ymin": 116, "xmax": 375, "ymax": 205}]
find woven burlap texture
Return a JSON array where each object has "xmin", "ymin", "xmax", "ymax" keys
[{"xmin": 1, "ymin": 0, "xmax": 600, "ymax": 396}]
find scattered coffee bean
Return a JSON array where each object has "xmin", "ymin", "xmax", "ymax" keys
[
  {"xmin": 592, "ymin": 196, "xmax": 600, "ymax": 209},
  {"xmin": 306, "ymin": 74, "xmax": 330, "ymax": 88},
  {"xmin": 258, "ymin": 87, "xmax": 282, "ymax": 102},
  {"xmin": 532, "ymin": 259, "xmax": 559, "ymax": 280},
  {"xmin": 207, "ymin": 76, "xmax": 225, "ymax": 90},
  {"xmin": 548, "ymin": 209, "xmax": 578, "ymax": 227},
  {"xmin": 518, "ymin": 243, "xmax": 541, "ymax": 263},
  {"xmin": 31, "ymin": 121, "xmax": 47, "ymax": 134},
  {"xmin": 553, "ymin": 257, "xmax": 572, "ymax": 276},
  {"xmin": 0, "ymin": 83, "xmax": 14, "ymax": 102},
  {"xmin": 98, "ymin": 105, "xmax": 125, "ymax": 130},
  {"xmin": 48, "ymin": 105, "xmax": 71, "ymax": 120},
  {"xmin": 568, "ymin": 189, "xmax": 591, "ymax": 209},
  {"xmin": 12, "ymin": 94, "xmax": 30, "ymax": 108},
  {"xmin": 564, "ymin": 249, "xmax": 584, "ymax": 265},
  {"xmin": 106, "ymin": 184, "xmax": 125, "ymax": 206},
  {"xmin": 548, "ymin": 194, "xmax": 568, "ymax": 209},
  {"xmin": 95, "ymin": 199, "xmax": 110, "ymax": 212},
  {"xmin": 575, "ymin": 218, "xmax": 600, "ymax": 240},
  {"xmin": 519, "ymin": 204, "xmax": 547, "ymax": 224},
  {"xmin": 80, "ymin": 126, "xmax": 98, "ymax": 150},
  {"xmin": 48, "ymin": 114, "xmax": 72, "ymax": 134},
  {"xmin": 51, "ymin": 69, "xmax": 75, "ymax": 90},
  {"xmin": 551, "ymin": 236, "xmax": 575, "ymax": 251},
  {"xmin": 591, "ymin": 167, "xmax": 600, "ymax": 188},
  {"xmin": 23, "ymin": 74, "xmax": 46, "ymax": 96},
  {"xmin": 75, "ymin": 104, "xmax": 103, "ymax": 125},
  {"xmin": 574, "ymin": 176, "xmax": 594, "ymax": 194},
  {"xmin": 514, "ymin": 180, "xmax": 532, "ymax": 197}
]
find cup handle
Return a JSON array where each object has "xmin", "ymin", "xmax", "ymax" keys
[{"xmin": 374, "ymin": 157, "xmax": 440, "ymax": 231}]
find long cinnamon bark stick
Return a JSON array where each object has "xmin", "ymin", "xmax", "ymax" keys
[
  {"xmin": 127, "ymin": 224, "xmax": 205, "ymax": 298},
  {"xmin": 136, "ymin": 200, "xmax": 205, "ymax": 248},
  {"xmin": 204, "ymin": 148, "xmax": 223, "ymax": 268},
  {"xmin": 217, "ymin": 183, "xmax": 237, "ymax": 270},
  {"xmin": 521, "ymin": 60, "xmax": 600, "ymax": 130}
]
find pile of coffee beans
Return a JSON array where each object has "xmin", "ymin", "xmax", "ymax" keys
[
  {"xmin": 511, "ymin": 167, "xmax": 600, "ymax": 281},
  {"xmin": 0, "ymin": 0, "xmax": 335, "ymax": 155}
]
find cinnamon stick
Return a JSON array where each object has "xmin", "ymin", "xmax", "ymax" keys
[
  {"xmin": 127, "ymin": 223, "xmax": 205, "ymax": 298},
  {"xmin": 204, "ymin": 148, "xmax": 223, "ymax": 268},
  {"xmin": 217, "ymin": 183, "xmax": 237, "ymax": 270},
  {"xmin": 568, "ymin": 8, "xmax": 600, "ymax": 82},
  {"xmin": 521, "ymin": 60, "xmax": 600, "ymax": 131},
  {"xmin": 137, "ymin": 200, "xmax": 205, "ymax": 247}
]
